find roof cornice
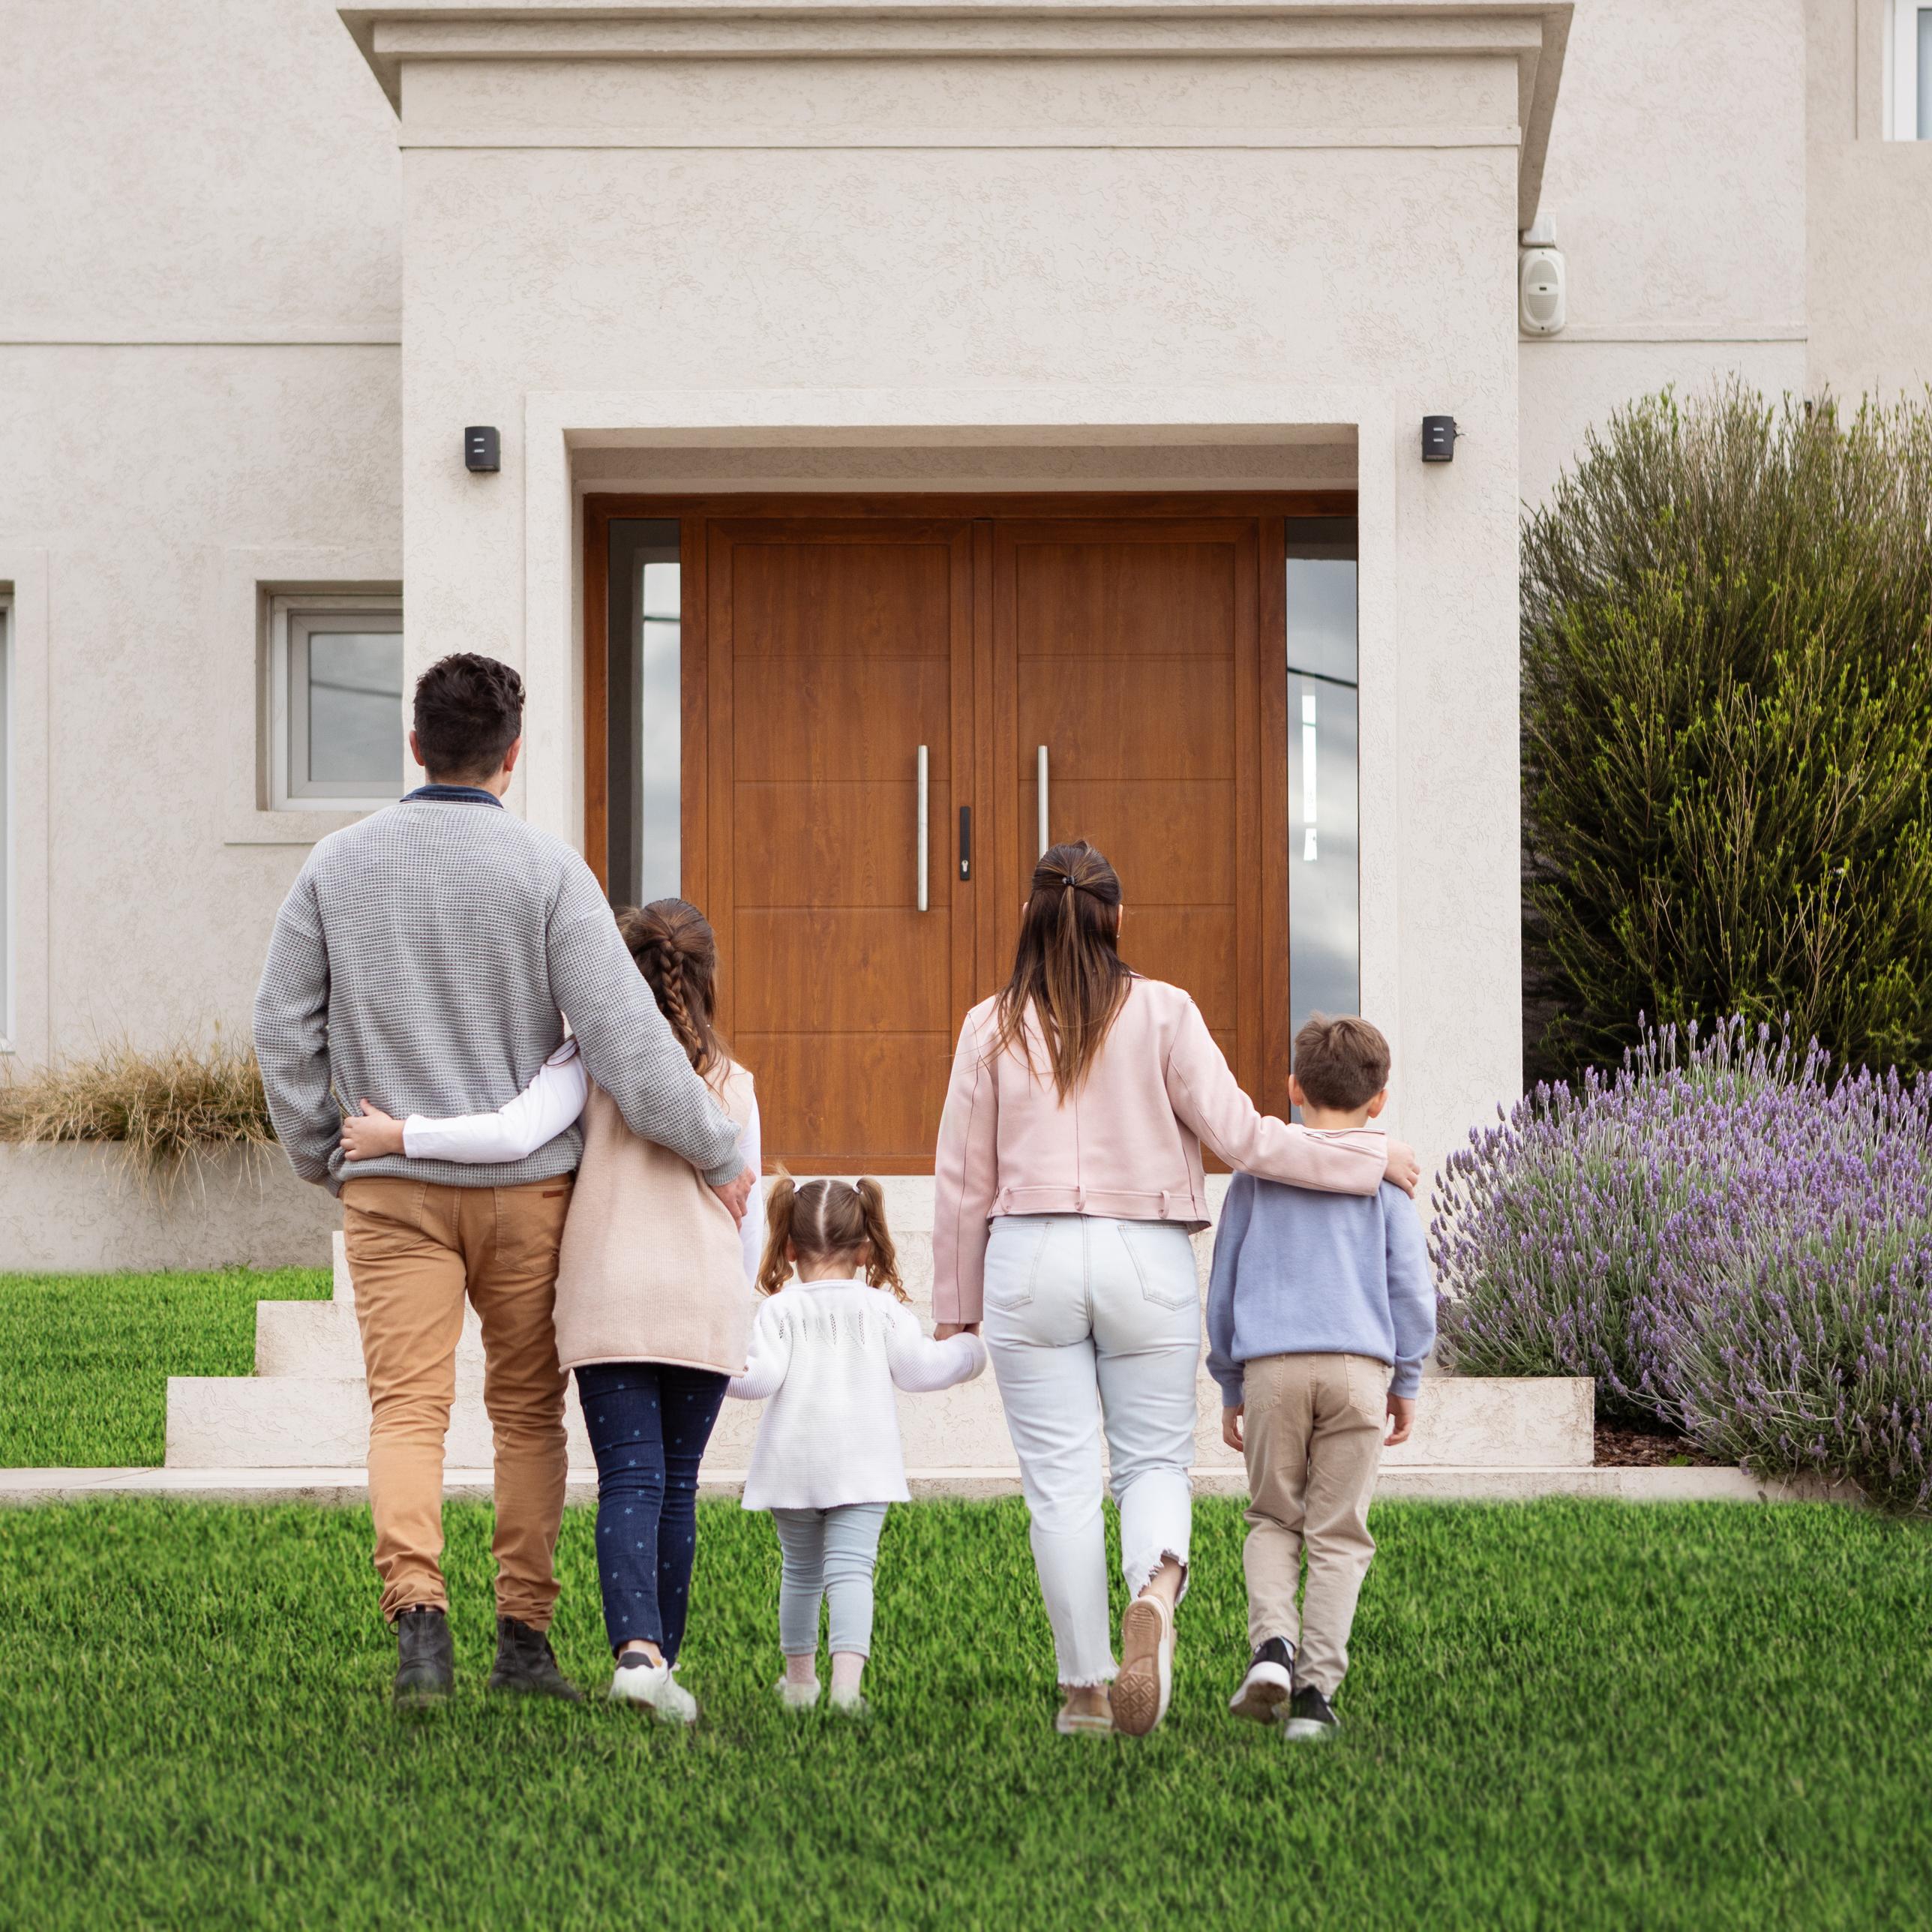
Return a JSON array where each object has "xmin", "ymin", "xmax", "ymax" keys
[{"xmin": 339, "ymin": 1, "xmax": 1572, "ymax": 224}]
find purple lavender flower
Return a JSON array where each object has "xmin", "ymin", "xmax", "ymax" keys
[{"xmin": 1432, "ymin": 1018, "xmax": 1932, "ymax": 1512}]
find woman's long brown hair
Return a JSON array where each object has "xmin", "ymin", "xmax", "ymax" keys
[
  {"xmin": 614, "ymin": 898, "xmax": 730, "ymax": 1088},
  {"xmin": 990, "ymin": 839, "xmax": 1133, "ymax": 1099}
]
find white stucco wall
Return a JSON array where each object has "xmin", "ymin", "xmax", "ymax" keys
[
  {"xmin": 4, "ymin": 0, "xmax": 1927, "ymax": 1197},
  {"xmin": 1517, "ymin": 0, "xmax": 1810, "ymax": 506},
  {"xmin": 0, "ymin": 1, "xmax": 402, "ymax": 1062}
]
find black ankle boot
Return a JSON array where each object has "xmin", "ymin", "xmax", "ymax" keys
[
  {"xmin": 487, "ymin": 1616, "xmax": 584, "ymax": 1702},
  {"xmin": 393, "ymin": 1606, "xmax": 454, "ymax": 1707}
]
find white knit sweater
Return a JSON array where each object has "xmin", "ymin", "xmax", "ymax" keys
[{"xmin": 727, "ymin": 1277, "xmax": 988, "ymax": 1510}]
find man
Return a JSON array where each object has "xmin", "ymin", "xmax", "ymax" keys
[{"xmin": 254, "ymin": 652, "xmax": 752, "ymax": 1707}]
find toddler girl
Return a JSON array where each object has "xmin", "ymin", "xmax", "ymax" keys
[{"xmin": 729, "ymin": 1178, "xmax": 986, "ymax": 1713}]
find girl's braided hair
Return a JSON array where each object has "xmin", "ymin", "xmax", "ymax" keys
[{"xmin": 614, "ymin": 898, "xmax": 728, "ymax": 1088}]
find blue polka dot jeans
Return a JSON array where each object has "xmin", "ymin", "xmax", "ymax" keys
[{"xmin": 574, "ymin": 1363, "xmax": 728, "ymax": 1662}]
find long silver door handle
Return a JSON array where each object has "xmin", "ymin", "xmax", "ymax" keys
[
  {"xmin": 916, "ymin": 745, "xmax": 929, "ymax": 912},
  {"xmin": 1037, "ymin": 745, "xmax": 1049, "ymax": 857}
]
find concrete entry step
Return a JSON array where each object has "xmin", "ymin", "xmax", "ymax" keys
[
  {"xmin": 166, "ymin": 1367, "xmax": 1591, "ymax": 1472},
  {"xmin": 0, "ymin": 1464, "xmax": 1845, "ymax": 1508},
  {"xmin": 194, "ymin": 1192, "xmax": 1593, "ymax": 1478},
  {"xmin": 324, "ymin": 1226, "xmax": 940, "ymax": 1312}
]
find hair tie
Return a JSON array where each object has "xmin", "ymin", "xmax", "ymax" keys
[{"xmin": 1062, "ymin": 873, "xmax": 1078, "ymax": 890}]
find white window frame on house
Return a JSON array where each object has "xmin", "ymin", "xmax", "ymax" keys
[
  {"xmin": 1890, "ymin": 0, "xmax": 1932, "ymax": 140},
  {"xmin": 266, "ymin": 593, "xmax": 405, "ymax": 812}
]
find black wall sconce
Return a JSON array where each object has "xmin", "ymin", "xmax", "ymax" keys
[
  {"xmin": 1421, "ymin": 415, "xmax": 1460, "ymax": 463},
  {"xmin": 465, "ymin": 426, "xmax": 501, "ymax": 472}
]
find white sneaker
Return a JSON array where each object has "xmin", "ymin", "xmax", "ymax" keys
[
  {"xmin": 609, "ymin": 1655, "xmax": 698, "ymax": 1724},
  {"xmin": 826, "ymin": 1686, "xmax": 868, "ymax": 1717},
  {"xmin": 776, "ymin": 1677, "xmax": 820, "ymax": 1710}
]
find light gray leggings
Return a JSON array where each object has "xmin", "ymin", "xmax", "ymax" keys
[{"xmin": 772, "ymin": 1503, "xmax": 889, "ymax": 1658}]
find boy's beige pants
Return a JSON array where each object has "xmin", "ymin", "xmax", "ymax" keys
[
  {"xmin": 1240, "ymin": 1351, "xmax": 1393, "ymax": 1695},
  {"xmin": 342, "ymin": 1176, "xmax": 574, "ymax": 1629}
]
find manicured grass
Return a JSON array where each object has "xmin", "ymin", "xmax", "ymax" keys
[
  {"xmin": 0, "ymin": 1269, "xmax": 329, "ymax": 1466},
  {"xmin": 3, "ymin": 1498, "xmax": 1929, "ymax": 1930}
]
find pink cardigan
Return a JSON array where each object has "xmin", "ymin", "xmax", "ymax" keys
[{"xmin": 932, "ymin": 979, "xmax": 1388, "ymax": 1324}]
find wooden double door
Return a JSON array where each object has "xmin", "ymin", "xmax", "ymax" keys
[{"xmin": 588, "ymin": 496, "xmax": 1331, "ymax": 1172}]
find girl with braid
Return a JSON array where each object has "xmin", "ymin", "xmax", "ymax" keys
[
  {"xmin": 727, "ymin": 1178, "xmax": 987, "ymax": 1714},
  {"xmin": 340, "ymin": 898, "xmax": 760, "ymax": 1724}
]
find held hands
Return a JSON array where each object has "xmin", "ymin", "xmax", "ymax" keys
[
  {"xmin": 1222, "ymin": 1404, "xmax": 1244, "ymax": 1452},
  {"xmin": 1384, "ymin": 1139, "xmax": 1420, "ymax": 1197},
  {"xmin": 710, "ymin": 1166, "xmax": 757, "ymax": 1228},
  {"xmin": 934, "ymin": 1322, "xmax": 982, "ymax": 1341},
  {"xmin": 340, "ymin": 1100, "xmax": 406, "ymax": 1165}
]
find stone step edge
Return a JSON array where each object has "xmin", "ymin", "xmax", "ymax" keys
[{"xmin": 0, "ymin": 1465, "xmax": 1858, "ymax": 1506}]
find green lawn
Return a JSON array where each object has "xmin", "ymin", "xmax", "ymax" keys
[
  {"xmin": 3, "ymin": 1497, "xmax": 1929, "ymax": 1930},
  {"xmin": 0, "ymin": 1269, "xmax": 329, "ymax": 1466}
]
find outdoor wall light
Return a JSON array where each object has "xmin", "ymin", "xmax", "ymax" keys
[
  {"xmin": 1421, "ymin": 416, "xmax": 1460, "ymax": 463},
  {"xmin": 465, "ymin": 426, "xmax": 501, "ymax": 472}
]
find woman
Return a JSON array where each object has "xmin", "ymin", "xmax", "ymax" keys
[{"xmin": 933, "ymin": 842, "xmax": 1415, "ymax": 1738}]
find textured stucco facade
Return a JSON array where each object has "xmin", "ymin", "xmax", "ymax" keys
[{"xmin": 2, "ymin": 0, "xmax": 1928, "ymax": 1214}]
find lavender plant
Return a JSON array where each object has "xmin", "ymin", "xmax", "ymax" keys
[{"xmin": 1432, "ymin": 1019, "xmax": 1932, "ymax": 1509}]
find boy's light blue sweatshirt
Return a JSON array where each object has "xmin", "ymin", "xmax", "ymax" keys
[{"xmin": 1206, "ymin": 1173, "xmax": 1436, "ymax": 1403}]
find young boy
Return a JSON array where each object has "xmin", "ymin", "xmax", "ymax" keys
[{"xmin": 1206, "ymin": 1013, "xmax": 1435, "ymax": 1742}]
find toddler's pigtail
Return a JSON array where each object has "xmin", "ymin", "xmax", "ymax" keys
[
  {"xmin": 756, "ymin": 1175, "xmax": 798, "ymax": 1298},
  {"xmin": 854, "ymin": 1177, "xmax": 906, "ymax": 1302}
]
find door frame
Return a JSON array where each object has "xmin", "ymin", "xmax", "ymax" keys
[{"xmin": 582, "ymin": 488, "xmax": 1356, "ymax": 1126}]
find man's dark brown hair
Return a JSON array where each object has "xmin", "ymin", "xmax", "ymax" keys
[
  {"xmin": 412, "ymin": 653, "xmax": 524, "ymax": 782},
  {"xmin": 1292, "ymin": 1012, "xmax": 1391, "ymax": 1112}
]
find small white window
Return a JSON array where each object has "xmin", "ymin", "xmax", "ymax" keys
[
  {"xmin": 1890, "ymin": 0, "xmax": 1932, "ymax": 140},
  {"xmin": 267, "ymin": 594, "xmax": 404, "ymax": 810}
]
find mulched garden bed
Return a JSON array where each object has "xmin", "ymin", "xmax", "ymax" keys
[{"xmin": 1594, "ymin": 1418, "xmax": 1726, "ymax": 1468}]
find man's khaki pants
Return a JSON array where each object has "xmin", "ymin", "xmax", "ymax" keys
[
  {"xmin": 343, "ymin": 1177, "xmax": 574, "ymax": 1629},
  {"xmin": 1241, "ymin": 1352, "xmax": 1392, "ymax": 1695}
]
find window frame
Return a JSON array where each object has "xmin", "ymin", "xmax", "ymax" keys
[
  {"xmin": 1890, "ymin": 0, "xmax": 1931, "ymax": 140},
  {"xmin": 266, "ymin": 592, "xmax": 406, "ymax": 812}
]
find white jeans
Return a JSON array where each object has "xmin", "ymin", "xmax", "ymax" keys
[{"xmin": 983, "ymin": 1214, "xmax": 1200, "ymax": 1688}]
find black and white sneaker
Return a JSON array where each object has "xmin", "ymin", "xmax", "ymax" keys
[
  {"xmin": 1228, "ymin": 1638, "xmax": 1294, "ymax": 1724},
  {"xmin": 1283, "ymin": 1684, "xmax": 1340, "ymax": 1742}
]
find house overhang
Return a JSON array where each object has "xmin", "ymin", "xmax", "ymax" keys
[{"xmin": 338, "ymin": 0, "xmax": 1572, "ymax": 227}]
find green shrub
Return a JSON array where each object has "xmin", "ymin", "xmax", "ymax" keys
[{"xmin": 1522, "ymin": 384, "xmax": 1932, "ymax": 1081}]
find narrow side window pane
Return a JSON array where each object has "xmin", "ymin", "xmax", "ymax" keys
[
  {"xmin": 607, "ymin": 520, "xmax": 681, "ymax": 907},
  {"xmin": 1919, "ymin": 5, "xmax": 1932, "ymax": 137},
  {"xmin": 1285, "ymin": 519, "xmax": 1360, "ymax": 1059}
]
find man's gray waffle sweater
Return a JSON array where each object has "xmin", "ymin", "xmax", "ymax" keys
[{"xmin": 253, "ymin": 794, "xmax": 742, "ymax": 1195}]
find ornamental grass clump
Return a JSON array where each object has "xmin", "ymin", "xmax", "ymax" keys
[
  {"xmin": 1434, "ymin": 1019, "xmax": 1932, "ymax": 1510},
  {"xmin": 0, "ymin": 1036, "xmax": 274, "ymax": 1182}
]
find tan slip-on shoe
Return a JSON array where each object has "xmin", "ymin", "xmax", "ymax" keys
[
  {"xmin": 1054, "ymin": 1696, "xmax": 1115, "ymax": 1736},
  {"xmin": 1109, "ymin": 1594, "xmax": 1174, "ymax": 1738}
]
